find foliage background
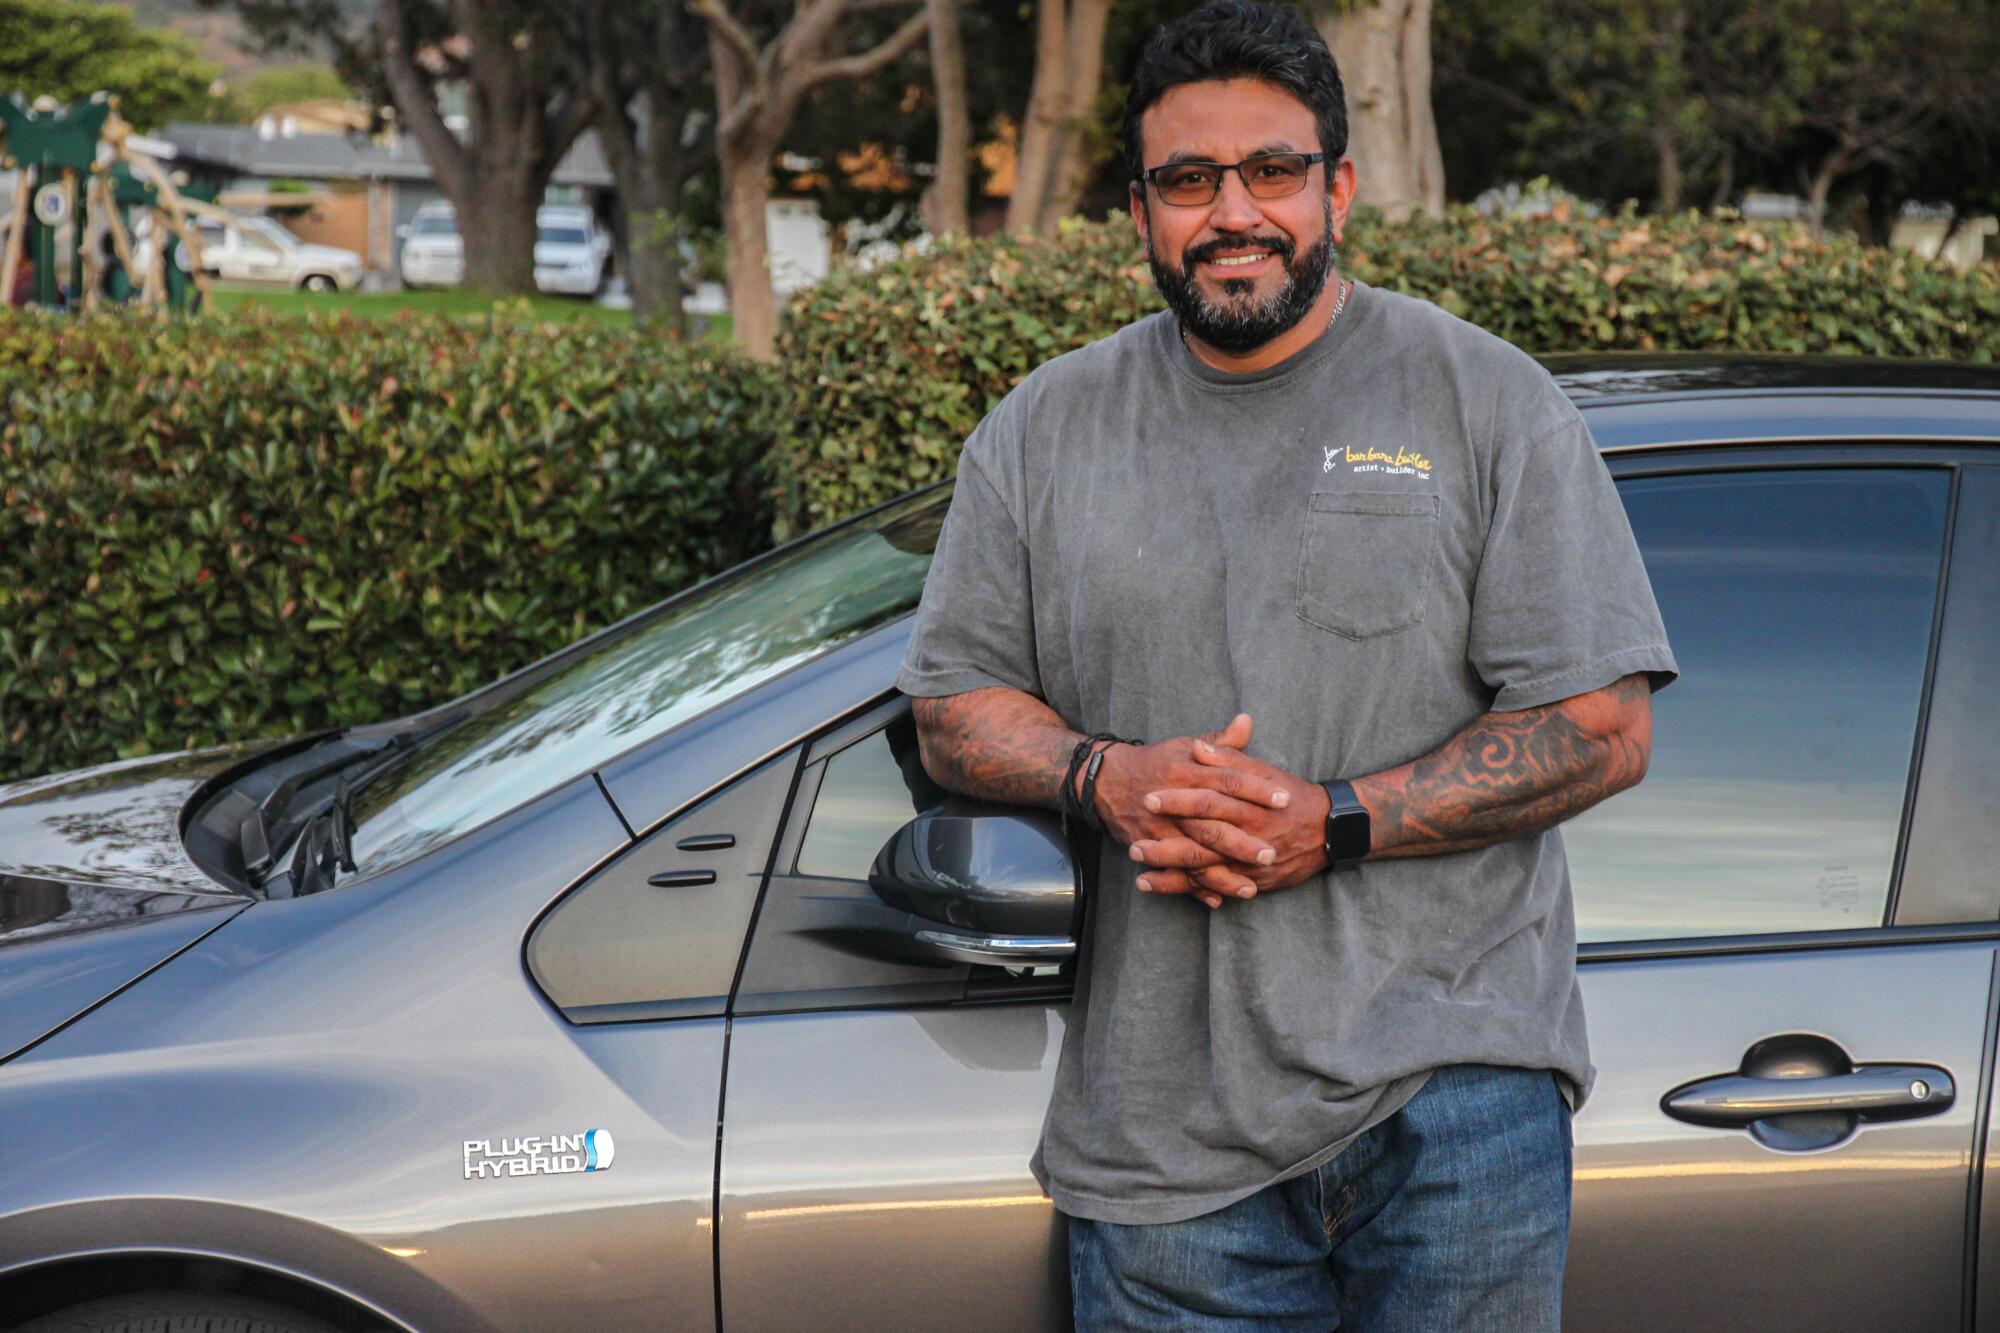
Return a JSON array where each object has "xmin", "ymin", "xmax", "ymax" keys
[
  {"xmin": 4, "ymin": 211, "xmax": 1998, "ymax": 781},
  {"xmin": 770, "ymin": 207, "xmax": 2000, "ymax": 535},
  {"xmin": 0, "ymin": 310, "xmax": 775, "ymax": 781}
]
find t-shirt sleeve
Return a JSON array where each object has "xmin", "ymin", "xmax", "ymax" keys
[
  {"xmin": 1468, "ymin": 404, "xmax": 1678, "ymax": 712},
  {"xmin": 894, "ymin": 442, "xmax": 1045, "ymax": 701}
]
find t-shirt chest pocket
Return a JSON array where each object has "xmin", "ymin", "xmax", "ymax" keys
[{"xmin": 1294, "ymin": 490, "xmax": 1442, "ymax": 639}]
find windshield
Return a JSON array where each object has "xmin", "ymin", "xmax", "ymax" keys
[
  {"xmin": 244, "ymin": 217, "xmax": 299, "ymax": 250},
  {"xmin": 539, "ymin": 226, "xmax": 589, "ymax": 246},
  {"xmin": 346, "ymin": 488, "xmax": 947, "ymax": 878},
  {"xmin": 414, "ymin": 215, "xmax": 458, "ymax": 236}
]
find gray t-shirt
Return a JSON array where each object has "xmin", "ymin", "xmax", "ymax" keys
[{"xmin": 894, "ymin": 282, "xmax": 1678, "ymax": 1226}]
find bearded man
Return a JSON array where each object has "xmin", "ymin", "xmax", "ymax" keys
[{"xmin": 893, "ymin": 3, "xmax": 1678, "ymax": 1326}]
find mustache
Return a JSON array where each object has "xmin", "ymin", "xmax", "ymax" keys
[{"xmin": 1183, "ymin": 235, "xmax": 1297, "ymax": 268}]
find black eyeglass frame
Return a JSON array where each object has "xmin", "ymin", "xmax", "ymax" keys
[{"xmin": 1135, "ymin": 152, "xmax": 1330, "ymax": 206}]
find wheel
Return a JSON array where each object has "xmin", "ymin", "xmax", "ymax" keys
[
  {"xmin": 19, "ymin": 1291, "xmax": 343, "ymax": 1333},
  {"xmin": 299, "ymin": 273, "xmax": 337, "ymax": 293}
]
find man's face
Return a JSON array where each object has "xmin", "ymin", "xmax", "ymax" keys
[{"xmin": 1130, "ymin": 78, "xmax": 1355, "ymax": 354}]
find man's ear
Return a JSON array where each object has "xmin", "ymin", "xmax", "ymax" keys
[
  {"xmin": 1329, "ymin": 157, "xmax": 1357, "ymax": 242},
  {"xmin": 1130, "ymin": 184, "xmax": 1149, "ymax": 250}
]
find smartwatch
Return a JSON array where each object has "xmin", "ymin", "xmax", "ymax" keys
[{"xmin": 1320, "ymin": 779, "xmax": 1371, "ymax": 873}]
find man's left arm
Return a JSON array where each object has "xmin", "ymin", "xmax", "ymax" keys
[{"xmin": 1127, "ymin": 672, "xmax": 1653, "ymax": 898}]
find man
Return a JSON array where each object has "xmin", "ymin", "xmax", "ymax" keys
[{"xmin": 894, "ymin": 3, "xmax": 1677, "ymax": 1326}]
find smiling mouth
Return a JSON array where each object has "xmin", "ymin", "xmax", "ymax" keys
[{"xmin": 1206, "ymin": 252, "xmax": 1271, "ymax": 268}]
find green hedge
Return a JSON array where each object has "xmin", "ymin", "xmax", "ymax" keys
[
  {"xmin": 9, "ymin": 209, "xmax": 1998, "ymax": 783},
  {"xmin": 771, "ymin": 207, "xmax": 2000, "ymax": 536},
  {"xmin": 0, "ymin": 309, "xmax": 777, "ymax": 783}
]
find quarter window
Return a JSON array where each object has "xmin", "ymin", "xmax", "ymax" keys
[
  {"xmin": 1564, "ymin": 468, "xmax": 1949, "ymax": 942},
  {"xmin": 795, "ymin": 713, "xmax": 947, "ymax": 880}
]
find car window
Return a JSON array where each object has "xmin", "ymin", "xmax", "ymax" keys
[
  {"xmin": 1563, "ymin": 468, "xmax": 1949, "ymax": 942},
  {"xmin": 413, "ymin": 215, "xmax": 457, "ymax": 236},
  {"xmin": 346, "ymin": 488, "xmax": 947, "ymax": 880},
  {"xmin": 539, "ymin": 226, "xmax": 590, "ymax": 245},
  {"xmin": 795, "ymin": 713, "xmax": 948, "ymax": 879}
]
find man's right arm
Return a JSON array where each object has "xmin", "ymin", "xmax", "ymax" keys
[{"xmin": 909, "ymin": 687, "xmax": 1084, "ymax": 809}]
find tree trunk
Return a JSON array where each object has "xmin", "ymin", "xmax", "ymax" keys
[
  {"xmin": 720, "ymin": 142, "xmax": 777, "ymax": 361},
  {"xmin": 1315, "ymin": 0, "xmax": 1445, "ymax": 219},
  {"xmin": 923, "ymin": 0, "xmax": 971, "ymax": 236},
  {"xmin": 1006, "ymin": 0, "xmax": 1069, "ymax": 234},
  {"xmin": 1708, "ymin": 140, "xmax": 1737, "ymax": 210},
  {"xmin": 1652, "ymin": 123, "xmax": 1683, "ymax": 212},
  {"xmin": 457, "ymin": 168, "xmax": 541, "ymax": 292},
  {"xmin": 1804, "ymin": 145, "xmax": 1850, "ymax": 240},
  {"xmin": 1038, "ymin": 0, "xmax": 1112, "ymax": 228}
]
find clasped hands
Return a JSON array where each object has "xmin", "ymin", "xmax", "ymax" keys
[{"xmin": 1089, "ymin": 713, "xmax": 1332, "ymax": 911}]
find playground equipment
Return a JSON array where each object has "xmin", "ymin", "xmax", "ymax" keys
[{"xmin": 0, "ymin": 91, "xmax": 219, "ymax": 313}]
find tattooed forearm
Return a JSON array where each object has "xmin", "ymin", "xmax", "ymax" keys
[
  {"xmin": 910, "ymin": 688, "xmax": 1083, "ymax": 809},
  {"xmin": 1352, "ymin": 673, "xmax": 1653, "ymax": 859}
]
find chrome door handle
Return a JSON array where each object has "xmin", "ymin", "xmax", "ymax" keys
[{"xmin": 1664, "ymin": 1063, "xmax": 1955, "ymax": 1128}]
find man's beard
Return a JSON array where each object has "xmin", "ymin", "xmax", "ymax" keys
[{"xmin": 1147, "ymin": 196, "xmax": 1335, "ymax": 356}]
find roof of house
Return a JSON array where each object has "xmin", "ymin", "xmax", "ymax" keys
[{"xmin": 156, "ymin": 122, "xmax": 613, "ymax": 189}]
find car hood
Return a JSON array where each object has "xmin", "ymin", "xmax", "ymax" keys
[
  {"xmin": 0, "ymin": 745, "xmax": 280, "ymax": 1062},
  {"xmin": 535, "ymin": 242, "xmax": 595, "ymax": 264},
  {"xmin": 406, "ymin": 237, "xmax": 462, "ymax": 256}
]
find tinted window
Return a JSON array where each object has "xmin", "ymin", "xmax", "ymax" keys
[
  {"xmin": 796, "ymin": 714, "xmax": 947, "ymax": 879},
  {"xmin": 1564, "ymin": 469, "xmax": 1947, "ymax": 942},
  {"xmin": 539, "ymin": 226, "xmax": 590, "ymax": 246},
  {"xmin": 414, "ymin": 215, "xmax": 457, "ymax": 235}
]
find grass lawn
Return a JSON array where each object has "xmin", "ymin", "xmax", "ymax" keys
[{"xmin": 207, "ymin": 285, "xmax": 733, "ymax": 342}]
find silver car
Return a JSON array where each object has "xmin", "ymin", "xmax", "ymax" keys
[{"xmin": 3, "ymin": 358, "xmax": 1998, "ymax": 1331}]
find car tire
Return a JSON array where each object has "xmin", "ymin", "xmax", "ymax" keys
[
  {"xmin": 18, "ymin": 1290, "xmax": 344, "ymax": 1333},
  {"xmin": 299, "ymin": 274, "xmax": 337, "ymax": 294}
]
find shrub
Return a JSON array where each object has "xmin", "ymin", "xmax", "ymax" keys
[
  {"xmin": 0, "ymin": 308, "xmax": 777, "ymax": 783},
  {"xmin": 772, "ymin": 207, "xmax": 2000, "ymax": 536}
]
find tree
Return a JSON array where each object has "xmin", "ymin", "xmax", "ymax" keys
[
  {"xmin": 1311, "ymin": 0, "xmax": 1445, "ymax": 218},
  {"xmin": 1005, "ymin": 0, "xmax": 1112, "ymax": 233},
  {"xmin": 921, "ymin": 0, "xmax": 970, "ymax": 235},
  {"xmin": 0, "ymin": 0, "xmax": 217, "ymax": 130},
  {"xmin": 557, "ymin": 0, "xmax": 713, "ymax": 331},
  {"xmin": 214, "ymin": 0, "xmax": 593, "ymax": 293},
  {"xmin": 693, "ymin": 0, "xmax": 930, "ymax": 361}
]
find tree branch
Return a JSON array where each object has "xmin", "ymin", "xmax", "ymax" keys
[
  {"xmin": 373, "ymin": 0, "xmax": 470, "ymax": 197},
  {"xmin": 798, "ymin": 5, "xmax": 929, "ymax": 93},
  {"xmin": 689, "ymin": 0, "xmax": 764, "ymax": 87}
]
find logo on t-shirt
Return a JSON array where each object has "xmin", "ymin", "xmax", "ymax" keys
[{"xmin": 1323, "ymin": 444, "xmax": 1433, "ymax": 480}]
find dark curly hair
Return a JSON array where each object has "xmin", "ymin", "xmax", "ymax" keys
[{"xmin": 1121, "ymin": 2, "xmax": 1347, "ymax": 188}]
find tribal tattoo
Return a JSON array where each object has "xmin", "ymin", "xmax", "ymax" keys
[
  {"xmin": 910, "ymin": 690, "xmax": 1082, "ymax": 809},
  {"xmin": 1352, "ymin": 673, "xmax": 1654, "ymax": 858}
]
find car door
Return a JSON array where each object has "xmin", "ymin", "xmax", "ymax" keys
[
  {"xmin": 716, "ymin": 700, "xmax": 1072, "ymax": 1331},
  {"xmin": 517, "ymin": 752, "xmax": 802, "ymax": 1328},
  {"xmin": 1561, "ymin": 451, "xmax": 2000, "ymax": 1328}
]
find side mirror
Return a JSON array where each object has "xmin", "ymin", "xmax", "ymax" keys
[
  {"xmin": 396, "ymin": 224, "xmax": 410, "ymax": 239},
  {"xmin": 870, "ymin": 804, "xmax": 1078, "ymax": 967}
]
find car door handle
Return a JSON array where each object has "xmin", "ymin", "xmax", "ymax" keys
[
  {"xmin": 647, "ymin": 870, "xmax": 717, "ymax": 888},
  {"xmin": 1664, "ymin": 1063, "xmax": 1954, "ymax": 1128}
]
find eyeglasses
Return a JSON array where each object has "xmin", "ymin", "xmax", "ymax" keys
[{"xmin": 1137, "ymin": 152, "xmax": 1327, "ymax": 207}]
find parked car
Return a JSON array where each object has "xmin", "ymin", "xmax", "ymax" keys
[
  {"xmin": 397, "ymin": 203, "xmax": 462, "ymax": 290},
  {"xmin": 2, "ymin": 358, "xmax": 1997, "ymax": 1332},
  {"xmin": 178, "ymin": 214, "xmax": 364, "ymax": 293},
  {"xmin": 532, "ymin": 205, "xmax": 611, "ymax": 297}
]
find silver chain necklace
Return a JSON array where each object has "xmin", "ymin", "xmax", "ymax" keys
[{"xmin": 1180, "ymin": 275, "xmax": 1352, "ymax": 355}]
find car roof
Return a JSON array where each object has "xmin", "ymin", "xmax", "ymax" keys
[
  {"xmin": 1541, "ymin": 353, "xmax": 2000, "ymax": 403},
  {"xmin": 1533, "ymin": 354, "xmax": 2000, "ymax": 450}
]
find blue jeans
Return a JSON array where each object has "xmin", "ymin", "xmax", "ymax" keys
[{"xmin": 1068, "ymin": 1064, "xmax": 1573, "ymax": 1331}]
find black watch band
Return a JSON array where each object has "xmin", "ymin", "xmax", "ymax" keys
[{"xmin": 1321, "ymin": 779, "xmax": 1371, "ymax": 873}]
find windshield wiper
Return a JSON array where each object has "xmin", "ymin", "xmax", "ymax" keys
[{"xmin": 243, "ymin": 706, "xmax": 471, "ymax": 890}]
